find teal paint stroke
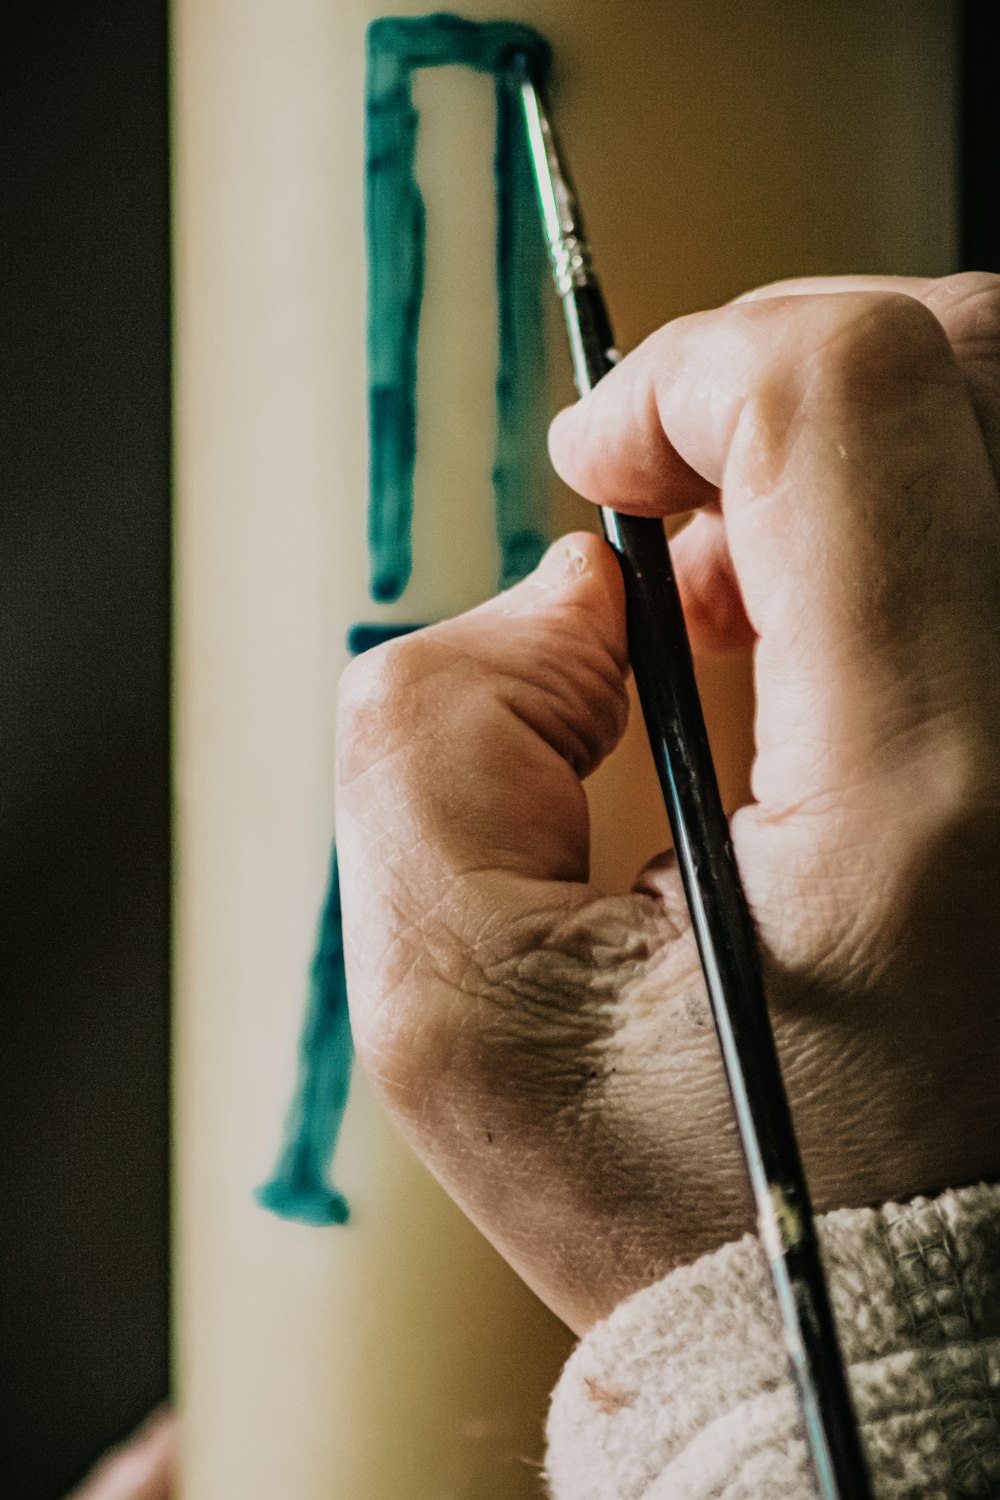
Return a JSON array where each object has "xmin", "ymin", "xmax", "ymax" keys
[
  {"xmin": 255, "ymin": 842, "xmax": 353, "ymax": 1225},
  {"xmin": 366, "ymin": 14, "xmax": 553, "ymax": 601},
  {"xmin": 256, "ymin": 622, "xmax": 424, "ymax": 1226},
  {"xmin": 261, "ymin": 13, "xmax": 557, "ymax": 1229}
]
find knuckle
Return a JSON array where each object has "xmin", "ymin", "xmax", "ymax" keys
[
  {"xmin": 936, "ymin": 268, "xmax": 1000, "ymax": 304},
  {"xmin": 818, "ymin": 291, "xmax": 955, "ymax": 401},
  {"xmin": 928, "ymin": 271, "xmax": 1000, "ymax": 363},
  {"xmin": 336, "ymin": 631, "xmax": 440, "ymax": 774},
  {"xmin": 337, "ymin": 632, "xmax": 418, "ymax": 720},
  {"xmin": 736, "ymin": 295, "xmax": 957, "ymax": 493}
]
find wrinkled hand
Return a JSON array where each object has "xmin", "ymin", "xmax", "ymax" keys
[{"xmin": 336, "ymin": 274, "xmax": 1000, "ymax": 1334}]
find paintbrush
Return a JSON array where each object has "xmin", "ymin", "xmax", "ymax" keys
[{"xmin": 512, "ymin": 54, "xmax": 872, "ymax": 1500}]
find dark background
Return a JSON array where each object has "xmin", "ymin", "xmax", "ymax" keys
[
  {"xmin": 1, "ymin": 1, "xmax": 170, "ymax": 1496},
  {"xmin": 0, "ymin": 2, "xmax": 996, "ymax": 1498},
  {"xmin": 961, "ymin": 2, "xmax": 1000, "ymax": 270}
]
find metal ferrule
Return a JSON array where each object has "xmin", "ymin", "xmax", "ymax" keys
[
  {"xmin": 516, "ymin": 68, "xmax": 598, "ymax": 299},
  {"xmin": 515, "ymin": 53, "xmax": 872, "ymax": 1500},
  {"xmin": 550, "ymin": 231, "xmax": 593, "ymax": 296}
]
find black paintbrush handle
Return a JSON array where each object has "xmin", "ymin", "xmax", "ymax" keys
[
  {"xmin": 514, "ymin": 60, "xmax": 871, "ymax": 1489},
  {"xmin": 605, "ymin": 505, "xmax": 871, "ymax": 1497},
  {"xmin": 567, "ymin": 283, "xmax": 872, "ymax": 1499}
]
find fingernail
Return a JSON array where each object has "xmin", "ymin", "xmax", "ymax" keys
[{"xmin": 536, "ymin": 538, "xmax": 589, "ymax": 587}]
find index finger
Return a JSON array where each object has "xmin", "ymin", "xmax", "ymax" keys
[
  {"xmin": 548, "ymin": 288, "xmax": 977, "ymax": 514},
  {"xmin": 548, "ymin": 289, "xmax": 1000, "ymax": 799},
  {"xmin": 737, "ymin": 272, "xmax": 1000, "ymax": 471},
  {"xmin": 550, "ymin": 273, "xmax": 1000, "ymax": 514}
]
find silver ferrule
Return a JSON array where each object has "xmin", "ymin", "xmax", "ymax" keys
[
  {"xmin": 550, "ymin": 231, "xmax": 593, "ymax": 297},
  {"xmin": 518, "ymin": 74, "xmax": 596, "ymax": 297}
]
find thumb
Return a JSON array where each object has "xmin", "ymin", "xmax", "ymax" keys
[
  {"xmin": 336, "ymin": 536, "xmax": 713, "ymax": 1332},
  {"xmin": 335, "ymin": 531, "xmax": 629, "ymax": 1038}
]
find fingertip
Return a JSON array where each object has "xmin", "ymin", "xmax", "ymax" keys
[
  {"xmin": 515, "ymin": 531, "xmax": 627, "ymax": 673},
  {"xmin": 535, "ymin": 528, "xmax": 611, "ymax": 582},
  {"xmin": 534, "ymin": 529, "xmax": 623, "ymax": 611},
  {"xmin": 548, "ymin": 378, "xmax": 718, "ymax": 519},
  {"xmin": 547, "ymin": 402, "xmax": 587, "ymax": 488}
]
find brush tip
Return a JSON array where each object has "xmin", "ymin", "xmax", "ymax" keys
[{"xmin": 503, "ymin": 46, "xmax": 537, "ymax": 83}]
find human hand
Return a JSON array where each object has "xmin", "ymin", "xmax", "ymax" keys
[
  {"xmin": 335, "ymin": 273, "xmax": 1000, "ymax": 1334},
  {"xmin": 68, "ymin": 1410, "xmax": 174, "ymax": 1500}
]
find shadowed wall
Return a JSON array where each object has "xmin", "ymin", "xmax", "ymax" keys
[{"xmin": 0, "ymin": 2, "xmax": 170, "ymax": 1496}]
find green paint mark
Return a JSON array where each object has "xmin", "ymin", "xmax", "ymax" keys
[
  {"xmin": 366, "ymin": 14, "xmax": 552, "ymax": 601},
  {"xmin": 255, "ymin": 842, "xmax": 353, "ymax": 1226},
  {"xmin": 261, "ymin": 14, "xmax": 556, "ymax": 1228},
  {"xmin": 256, "ymin": 623, "xmax": 423, "ymax": 1227}
]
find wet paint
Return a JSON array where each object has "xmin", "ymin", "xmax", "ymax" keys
[
  {"xmin": 256, "ymin": 622, "xmax": 423, "ymax": 1226},
  {"xmin": 255, "ymin": 842, "xmax": 353, "ymax": 1226},
  {"xmin": 260, "ymin": 14, "xmax": 553, "ymax": 1226},
  {"xmin": 366, "ymin": 14, "xmax": 552, "ymax": 600}
]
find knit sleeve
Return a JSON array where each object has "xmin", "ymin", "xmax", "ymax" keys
[{"xmin": 545, "ymin": 1181, "xmax": 1000, "ymax": 1499}]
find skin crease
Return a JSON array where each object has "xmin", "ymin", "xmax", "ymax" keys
[
  {"xmin": 336, "ymin": 272, "xmax": 1000, "ymax": 1337},
  {"xmin": 73, "ymin": 275, "xmax": 1000, "ymax": 1496}
]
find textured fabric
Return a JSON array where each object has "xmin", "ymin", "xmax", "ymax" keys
[{"xmin": 546, "ymin": 1182, "xmax": 1000, "ymax": 1499}]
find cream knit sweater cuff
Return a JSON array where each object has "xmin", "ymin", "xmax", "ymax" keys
[{"xmin": 546, "ymin": 1182, "xmax": 1000, "ymax": 1499}]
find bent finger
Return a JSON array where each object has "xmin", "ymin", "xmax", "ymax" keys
[
  {"xmin": 335, "ymin": 532, "xmax": 630, "ymax": 1045},
  {"xmin": 334, "ymin": 540, "xmax": 700, "ymax": 1329},
  {"xmin": 549, "ymin": 289, "xmax": 1000, "ymax": 813},
  {"xmin": 736, "ymin": 271, "xmax": 1000, "ymax": 471},
  {"xmin": 669, "ymin": 509, "xmax": 754, "ymax": 653}
]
